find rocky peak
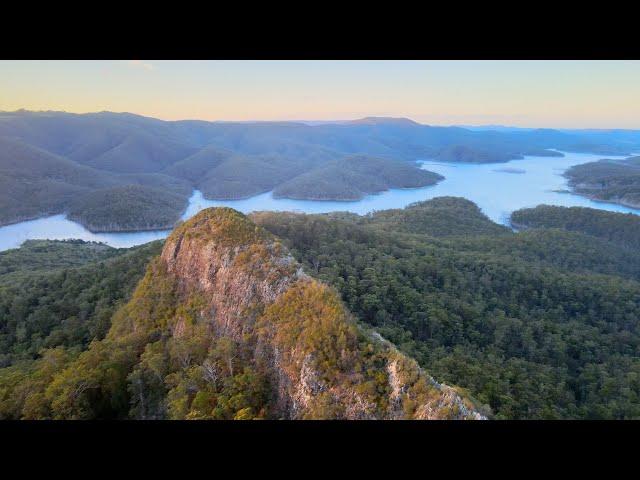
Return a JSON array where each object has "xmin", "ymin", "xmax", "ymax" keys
[
  {"xmin": 122, "ymin": 207, "xmax": 487, "ymax": 419},
  {"xmin": 160, "ymin": 208, "xmax": 302, "ymax": 338}
]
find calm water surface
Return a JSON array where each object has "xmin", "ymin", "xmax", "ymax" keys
[{"xmin": 1, "ymin": 151, "xmax": 637, "ymax": 252}]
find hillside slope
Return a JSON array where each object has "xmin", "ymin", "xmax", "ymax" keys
[
  {"xmin": 365, "ymin": 196, "xmax": 511, "ymax": 236},
  {"xmin": 273, "ymin": 155, "xmax": 443, "ymax": 200},
  {"xmin": 511, "ymin": 204, "xmax": 640, "ymax": 249},
  {"xmin": 0, "ymin": 239, "xmax": 119, "ymax": 284},
  {"xmin": 0, "ymin": 136, "xmax": 121, "ymax": 225},
  {"xmin": 67, "ymin": 185, "xmax": 189, "ymax": 232},
  {"xmin": 564, "ymin": 156, "xmax": 640, "ymax": 208}
]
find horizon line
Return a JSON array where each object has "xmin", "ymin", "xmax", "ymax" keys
[{"xmin": 2, "ymin": 108, "xmax": 640, "ymax": 132}]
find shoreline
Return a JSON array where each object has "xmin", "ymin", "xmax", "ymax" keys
[
  {"xmin": 562, "ymin": 174, "xmax": 640, "ymax": 211},
  {"xmin": 0, "ymin": 211, "xmax": 64, "ymax": 228},
  {"xmin": 70, "ymin": 223, "xmax": 174, "ymax": 234},
  {"xmin": 570, "ymin": 191, "xmax": 640, "ymax": 210},
  {"xmin": 272, "ymin": 179, "xmax": 444, "ymax": 203},
  {"xmin": 3, "ymin": 152, "xmax": 638, "ymax": 246}
]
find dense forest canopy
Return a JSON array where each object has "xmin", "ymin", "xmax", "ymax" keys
[
  {"xmin": 0, "ymin": 240, "xmax": 162, "ymax": 367},
  {"xmin": 364, "ymin": 196, "xmax": 512, "ymax": 237},
  {"xmin": 1, "ymin": 198, "xmax": 639, "ymax": 419},
  {"xmin": 0, "ymin": 239, "xmax": 117, "ymax": 282},
  {"xmin": 252, "ymin": 198, "xmax": 640, "ymax": 419},
  {"xmin": 511, "ymin": 204, "xmax": 640, "ymax": 250}
]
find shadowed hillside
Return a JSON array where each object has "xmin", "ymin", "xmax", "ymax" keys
[
  {"xmin": 67, "ymin": 185, "xmax": 189, "ymax": 232},
  {"xmin": 0, "ymin": 136, "xmax": 121, "ymax": 225},
  {"xmin": 273, "ymin": 155, "xmax": 443, "ymax": 200}
]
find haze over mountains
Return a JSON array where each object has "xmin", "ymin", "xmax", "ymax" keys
[{"xmin": 2, "ymin": 109, "xmax": 640, "ymax": 232}]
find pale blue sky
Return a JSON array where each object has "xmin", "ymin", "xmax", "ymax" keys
[{"xmin": 1, "ymin": 60, "xmax": 639, "ymax": 128}]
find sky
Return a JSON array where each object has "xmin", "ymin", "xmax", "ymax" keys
[{"xmin": 1, "ymin": 60, "xmax": 639, "ymax": 129}]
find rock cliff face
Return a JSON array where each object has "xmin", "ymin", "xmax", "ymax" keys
[
  {"xmin": 161, "ymin": 211, "xmax": 301, "ymax": 340},
  {"xmin": 136, "ymin": 207, "xmax": 485, "ymax": 419}
]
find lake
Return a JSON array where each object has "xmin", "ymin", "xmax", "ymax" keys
[{"xmin": 1, "ymin": 151, "xmax": 638, "ymax": 252}]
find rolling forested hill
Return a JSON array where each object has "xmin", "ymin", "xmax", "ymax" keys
[
  {"xmin": 0, "ymin": 239, "xmax": 120, "ymax": 284},
  {"xmin": 252, "ymin": 198, "xmax": 640, "ymax": 419},
  {"xmin": 511, "ymin": 204, "xmax": 640, "ymax": 250},
  {"xmin": 67, "ymin": 185, "xmax": 190, "ymax": 232},
  {"xmin": 364, "ymin": 196, "xmax": 511, "ymax": 236},
  {"xmin": 0, "ymin": 136, "xmax": 121, "ymax": 224},
  {"xmin": 2, "ymin": 110, "xmax": 639, "ymax": 231},
  {"xmin": 272, "ymin": 155, "xmax": 443, "ymax": 200}
]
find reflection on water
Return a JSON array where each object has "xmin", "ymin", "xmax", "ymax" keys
[{"xmin": 1, "ymin": 151, "xmax": 638, "ymax": 252}]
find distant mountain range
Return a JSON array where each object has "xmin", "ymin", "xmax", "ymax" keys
[{"xmin": 1, "ymin": 110, "xmax": 639, "ymax": 231}]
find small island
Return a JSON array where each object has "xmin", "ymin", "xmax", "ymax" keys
[{"xmin": 493, "ymin": 167, "xmax": 526, "ymax": 174}]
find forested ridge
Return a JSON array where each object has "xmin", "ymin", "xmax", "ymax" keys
[
  {"xmin": 67, "ymin": 185, "xmax": 188, "ymax": 232},
  {"xmin": 272, "ymin": 155, "xmax": 443, "ymax": 200},
  {"xmin": 512, "ymin": 204, "xmax": 640, "ymax": 251}
]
